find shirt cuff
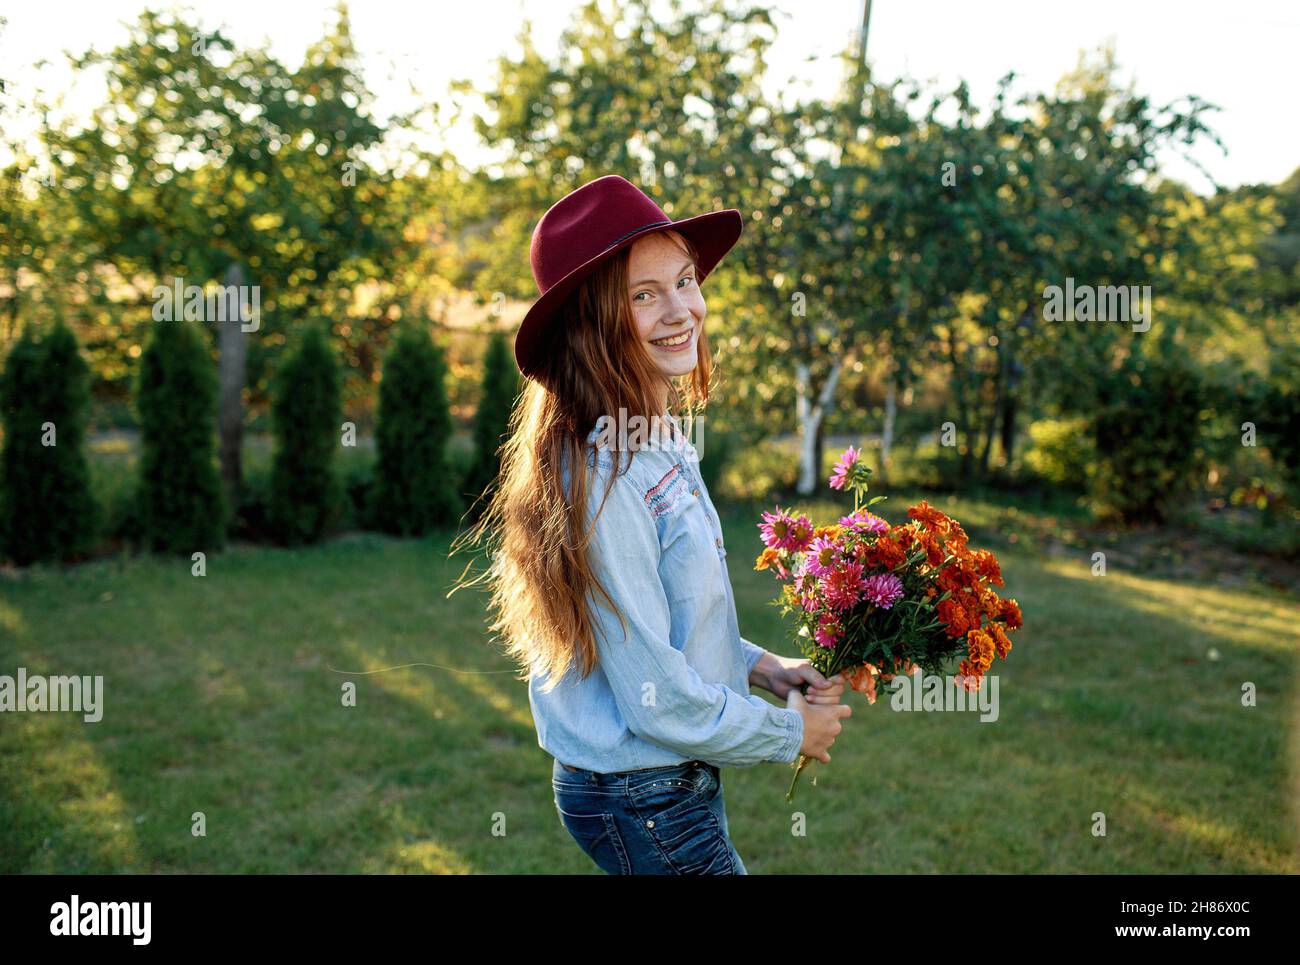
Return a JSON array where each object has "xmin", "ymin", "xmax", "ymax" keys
[{"xmin": 772, "ymin": 706, "xmax": 804, "ymax": 764}]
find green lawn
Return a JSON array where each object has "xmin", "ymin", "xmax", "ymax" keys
[{"xmin": 1, "ymin": 495, "xmax": 1295, "ymax": 873}]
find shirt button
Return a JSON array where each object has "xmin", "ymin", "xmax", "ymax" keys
[
  {"xmin": 715, "ymin": 537, "xmax": 723, "ymax": 547},
  {"xmin": 692, "ymin": 488, "xmax": 700, "ymax": 497},
  {"xmin": 646, "ymin": 820, "xmax": 655, "ymax": 828}
]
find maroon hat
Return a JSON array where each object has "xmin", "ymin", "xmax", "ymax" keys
[{"xmin": 514, "ymin": 174, "xmax": 743, "ymax": 381}]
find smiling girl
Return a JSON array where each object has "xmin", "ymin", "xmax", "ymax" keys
[{"xmin": 455, "ymin": 175, "xmax": 851, "ymax": 875}]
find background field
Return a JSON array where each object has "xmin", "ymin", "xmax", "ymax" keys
[{"xmin": 3, "ymin": 475, "xmax": 1294, "ymax": 874}]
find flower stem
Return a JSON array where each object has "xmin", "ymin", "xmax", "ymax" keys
[{"xmin": 786, "ymin": 754, "xmax": 811, "ymax": 804}]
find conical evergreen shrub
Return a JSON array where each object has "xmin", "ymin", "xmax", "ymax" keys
[
  {"xmin": 0, "ymin": 322, "xmax": 97, "ymax": 564},
  {"xmin": 462, "ymin": 330, "xmax": 520, "ymax": 522},
  {"xmin": 268, "ymin": 321, "xmax": 342, "ymax": 545},
  {"xmin": 371, "ymin": 325, "xmax": 461, "ymax": 536},
  {"xmin": 135, "ymin": 319, "xmax": 227, "ymax": 554}
]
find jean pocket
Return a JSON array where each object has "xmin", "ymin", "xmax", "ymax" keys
[
  {"xmin": 626, "ymin": 772, "xmax": 736, "ymax": 874},
  {"xmin": 554, "ymin": 802, "xmax": 631, "ymax": 875},
  {"xmin": 626, "ymin": 763, "xmax": 715, "ymax": 822}
]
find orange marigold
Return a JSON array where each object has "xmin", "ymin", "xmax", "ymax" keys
[
  {"xmin": 865, "ymin": 536, "xmax": 907, "ymax": 570},
  {"xmin": 956, "ymin": 664, "xmax": 984, "ymax": 691},
  {"xmin": 989, "ymin": 622, "xmax": 1013, "ymax": 660},
  {"xmin": 975, "ymin": 583, "xmax": 1002, "ymax": 620},
  {"xmin": 998, "ymin": 597, "xmax": 1023, "ymax": 630},
  {"xmin": 908, "ymin": 500, "xmax": 953, "ymax": 534},
  {"xmin": 937, "ymin": 598, "xmax": 974, "ymax": 637},
  {"xmin": 965, "ymin": 628, "xmax": 996, "ymax": 674},
  {"xmin": 754, "ymin": 548, "xmax": 779, "ymax": 572},
  {"xmin": 945, "ymin": 521, "xmax": 971, "ymax": 559},
  {"xmin": 917, "ymin": 531, "xmax": 945, "ymax": 567},
  {"xmin": 972, "ymin": 548, "xmax": 1003, "ymax": 586},
  {"xmin": 845, "ymin": 664, "xmax": 879, "ymax": 704}
]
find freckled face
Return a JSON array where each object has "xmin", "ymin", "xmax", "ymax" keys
[{"xmin": 627, "ymin": 231, "xmax": 705, "ymax": 383}]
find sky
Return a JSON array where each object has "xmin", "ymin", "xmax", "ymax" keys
[{"xmin": 1, "ymin": 0, "xmax": 1297, "ymax": 193}]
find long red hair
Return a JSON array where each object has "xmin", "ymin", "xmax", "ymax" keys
[{"xmin": 451, "ymin": 230, "xmax": 713, "ymax": 691}]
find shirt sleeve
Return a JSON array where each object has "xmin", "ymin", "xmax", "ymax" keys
[
  {"xmin": 583, "ymin": 462, "xmax": 804, "ymax": 767},
  {"xmin": 739, "ymin": 636, "xmax": 767, "ymax": 678}
]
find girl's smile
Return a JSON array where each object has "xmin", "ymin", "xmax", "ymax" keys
[{"xmin": 648, "ymin": 326, "xmax": 695, "ymax": 350}]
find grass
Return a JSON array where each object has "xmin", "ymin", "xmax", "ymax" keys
[{"xmin": 1, "ymin": 492, "xmax": 1296, "ymax": 873}]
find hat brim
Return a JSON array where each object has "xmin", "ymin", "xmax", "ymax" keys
[{"xmin": 514, "ymin": 207, "xmax": 743, "ymax": 380}]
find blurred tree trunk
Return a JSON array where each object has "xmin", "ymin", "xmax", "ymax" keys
[
  {"xmin": 881, "ymin": 374, "xmax": 896, "ymax": 482},
  {"xmin": 218, "ymin": 261, "xmax": 248, "ymax": 509},
  {"xmin": 796, "ymin": 358, "xmax": 845, "ymax": 496}
]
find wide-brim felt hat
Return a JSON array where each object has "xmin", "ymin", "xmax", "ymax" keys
[{"xmin": 514, "ymin": 174, "xmax": 743, "ymax": 381}]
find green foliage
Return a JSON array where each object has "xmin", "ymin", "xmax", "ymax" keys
[
  {"xmin": 1, "ymin": 323, "xmax": 98, "ymax": 564},
  {"xmin": 461, "ymin": 331, "xmax": 520, "ymax": 522},
  {"xmin": 1256, "ymin": 341, "xmax": 1300, "ymax": 503},
  {"xmin": 370, "ymin": 326, "xmax": 460, "ymax": 536},
  {"xmin": 1023, "ymin": 417, "xmax": 1094, "ymax": 491},
  {"xmin": 1089, "ymin": 345, "xmax": 1207, "ymax": 524},
  {"xmin": 29, "ymin": 6, "xmax": 437, "ymax": 409},
  {"xmin": 716, "ymin": 437, "xmax": 798, "ymax": 503},
  {"xmin": 268, "ymin": 322, "xmax": 342, "ymax": 545},
  {"xmin": 696, "ymin": 422, "xmax": 742, "ymax": 497},
  {"xmin": 135, "ymin": 320, "xmax": 226, "ymax": 554}
]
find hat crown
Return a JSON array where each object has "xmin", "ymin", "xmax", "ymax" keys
[{"xmin": 529, "ymin": 175, "xmax": 672, "ymax": 294}]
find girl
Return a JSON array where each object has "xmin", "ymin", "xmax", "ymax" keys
[{"xmin": 456, "ymin": 175, "xmax": 851, "ymax": 874}]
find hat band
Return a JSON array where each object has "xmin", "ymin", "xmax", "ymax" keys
[{"xmin": 601, "ymin": 218, "xmax": 673, "ymax": 253}]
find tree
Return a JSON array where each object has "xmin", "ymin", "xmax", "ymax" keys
[
  {"xmin": 269, "ymin": 322, "xmax": 341, "ymax": 545},
  {"xmin": 371, "ymin": 325, "xmax": 460, "ymax": 536},
  {"xmin": 1, "ymin": 323, "xmax": 98, "ymax": 564},
  {"xmin": 0, "ymin": 327, "xmax": 46, "ymax": 563},
  {"xmin": 39, "ymin": 4, "xmax": 422, "ymax": 490},
  {"xmin": 462, "ymin": 330, "xmax": 520, "ymax": 521},
  {"xmin": 135, "ymin": 320, "xmax": 226, "ymax": 554}
]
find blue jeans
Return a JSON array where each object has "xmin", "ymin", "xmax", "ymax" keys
[{"xmin": 551, "ymin": 758, "xmax": 748, "ymax": 874}]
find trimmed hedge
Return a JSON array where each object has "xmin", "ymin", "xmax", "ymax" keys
[{"xmin": 135, "ymin": 319, "xmax": 227, "ymax": 554}]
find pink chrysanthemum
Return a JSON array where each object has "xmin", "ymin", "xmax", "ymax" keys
[
  {"xmin": 820, "ymin": 560, "xmax": 867, "ymax": 610},
  {"xmin": 814, "ymin": 613, "xmax": 842, "ymax": 648},
  {"xmin": 804, "ymin": 535, "xmax": 841, "ymax": 577},
  {"xmin": 758, "ymin": 507, "xmax": 816, "ymax": 553},
  {"xmin": 862, "ymin": 572, "xmax": 904, "ymax": 609},
  {"xmin": 828, "ymin": 445, "xmax": 860, "ymax": 490},
  {"xmin": 838, "ymin": 508, "xmax": 889, "ymax": 534},
  {"xmin": 787, "ymin": 514, "xmax": 815, "ymax": 552}
]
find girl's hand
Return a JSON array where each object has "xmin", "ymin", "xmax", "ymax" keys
[{"xmin": 769, "ymin": 656, "xmax": 846, "ymax": 703}]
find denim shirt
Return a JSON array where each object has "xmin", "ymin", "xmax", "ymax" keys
[{"xmin": 526, "ymin": 415, "xmax": 804, "ymax": 773}]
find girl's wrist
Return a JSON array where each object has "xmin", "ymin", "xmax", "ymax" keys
[{"xmin": 753, "ymin": 652, "xmax": 783, "ymax": 696}]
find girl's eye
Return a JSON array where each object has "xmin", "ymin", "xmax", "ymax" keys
[
  {"xmin": 678, "ymin": 274, "xmax": 695, "ymax": 288},
  {"xmin": 633, "ymin": 291, "xmax": 650, "ymax": 303}
]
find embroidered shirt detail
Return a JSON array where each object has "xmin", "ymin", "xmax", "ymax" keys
[{"xmin": 644, "ymin": 463, "xmax": 688, "ymax": 518}]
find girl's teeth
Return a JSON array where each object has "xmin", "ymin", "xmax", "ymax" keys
[{"xmin": 652, "ymin": 331, "xmax": 691, "ymax": 346}]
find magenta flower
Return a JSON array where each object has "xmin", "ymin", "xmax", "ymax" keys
[
  {"xmin": 828, "ymin": 445, "xmax": 860, "ymax": 490},
  {"xmin": 804, "ymin": 535, "xmax": 841, "ymax": 577},
  {"xmin": 758, "ymin": 507, "xmax": 794, "ymax": 550},
  {"xmin": 758, "ymin": 507, "xmax": 816, "ymax": 553},
  {"xmin": 862, "ymin": 572, "xmax": 904, "ymax": 610},
  {"xmin": 814, "ymin": 613, "xmax": 842, "ymax": 648},
  {"xmin": 820, "ymin": 560, "xmax": 867, "ymax": 610},
  {"xmin": 838, "ymin": 508, "xmax": 889, "ymax": 534},
  {"xmin": 787, "ymin": 514, "xmax": 815, "ymax": 553}
]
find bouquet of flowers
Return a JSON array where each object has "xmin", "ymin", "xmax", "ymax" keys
[{"xmin": 754, "ymin": 445, "xmax": 1023, "ymax": 803}]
